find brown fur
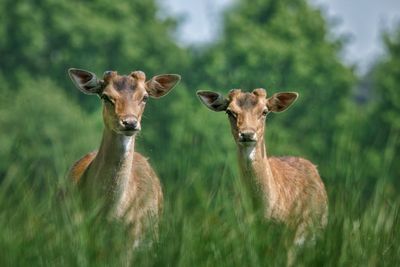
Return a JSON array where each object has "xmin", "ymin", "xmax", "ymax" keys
[
  {"xmin": 268, "ymin": 157, "xmax": 327, "ymax": 228},
  {"xmin": 230, "ymin": 90, "xmax": 328, "ymax": 231},
  {"xmin": 197, "ymin": 88, "xmax": 328, "ymax": 262},
  {"xmin": 67, "ymin": 68, "xmax": 180, "ymax": 245},
  {"xmin": 69, "ymin": 151, "xmax": 96, "ymax": 184},
  {"xmin": 70, "ymin": 149, "xmax": 163, "ymax": 237}
]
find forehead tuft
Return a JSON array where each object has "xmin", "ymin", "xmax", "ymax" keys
[
  {"xmin": 106, "ymin": 75, "xmax": 138, "ymax": 92},
  {"xmin": 103, "ymin": 70, "xmax": 117, "ymax": 82},
  {"xmin": 237, "ymin": 93, "xmax": 258, "ymax": 107},
  {"xmin": 228, "ymin": 90, "xmax": 266, "ymax": 110},
  {"xmin": 130, "ymin": 70, "xmax": 146, "ymax": 82},
  {"xmin": 252, "ymin": 88, "xmax": 267, "ymax": 98},
  {"xmin": 228, "ymin": 89, "xmax": 241, "ymax": 101}
]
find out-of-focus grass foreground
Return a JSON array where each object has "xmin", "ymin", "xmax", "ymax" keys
[{"xmin": 0, "ymin": 0, "xmax": 399, "ymax": 266}]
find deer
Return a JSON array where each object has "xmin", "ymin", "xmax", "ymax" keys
[
  {"xmin": 67, "ymin": 68, "xmax": 180, "ymax": 246},
  {"xmin": 197, "ymin": 88, "xmax": 328, "ymax": 265}
]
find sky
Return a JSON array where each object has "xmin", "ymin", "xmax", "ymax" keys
[{"xmin": 162, "ymin": 0, "xmax": 400, "ymax": 74}]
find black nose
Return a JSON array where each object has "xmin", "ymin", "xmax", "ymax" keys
[
  {"xmin": 239, "ymin": 131, "xmax": 256, "ymax": 142},
  {"xmin": 121, "ymin": 118, "xmax": 138, "ymax": 130}
]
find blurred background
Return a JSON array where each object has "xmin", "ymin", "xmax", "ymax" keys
[{"xmin": 0, "ymin": 0, "xmax": 399, "ymax": 266}]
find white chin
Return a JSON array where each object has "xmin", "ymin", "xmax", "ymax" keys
[
  {"xmin": 239, "ymin": 141, "xmax": 256, "ymax": 147},
  {"xmin": 117, "ymin": 130, "xmax": 138, "ymax": 136}
]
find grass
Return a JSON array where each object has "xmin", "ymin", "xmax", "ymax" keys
[{"xmin": 0, "ymin": 132, "xmax": 399, "ymax": 267}]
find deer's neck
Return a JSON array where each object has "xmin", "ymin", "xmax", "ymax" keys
[
  {"xmin": 86, "ymin": 128, "xmax": 135, "ymax": 202},
  {"xmin": 237, "ymin": 138, "xmax": 275, "ymax": 216}
]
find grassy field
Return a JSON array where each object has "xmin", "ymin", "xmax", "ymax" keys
[{"xmin": 0, "ymin": 128, "xmax": 399, "ymax": 267}]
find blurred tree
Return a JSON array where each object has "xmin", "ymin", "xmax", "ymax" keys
[
  {"xmin": 189, "ymin": 0, "xmax": 356, "ymax": 163},
  {"xmin": 0, "ymin": 0, "xmax": 193, "ymax": 184},
  {"xmin": 0, "ymin": 78, "xmax": 101, "ymax": 182},
  {"xmin": 329, "ymin": 24, "xmax": 400, "ymax": 191},
  {"xmin": 366, "ymin": 25, "xmax": 400, "ymax": 184},
  {"xmin": 372, "ymin": 25, "xmax": 400, "ymax": 135},
  {"xmin": 0, "ymin": 0, "xmax": 189, "ymax": 110},
  {"xmin": 0, "ymin": 0, "xmax": 371, "ymax": 195}
]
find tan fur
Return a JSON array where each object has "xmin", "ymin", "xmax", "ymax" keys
[
  {"xmin": 70, "ymin": 149, "xmax": 162, "ymax": 237},
  {"xmin": 68, "ymin": 69, "xmax": 179, "ymax": 245},
  {"xmin": 267, "ymin": 157, "xmax": 327, "ymax": 227},
  {"xmin": 69, "ymin": 151, "xmax": 97, "ymax": 184},
  {"xmin": 197, "ymin": 88, "xmax": 328, "ymax": 260},
  {"xmin": 222, "ymin": 89, "xmax": 328, "ymax": 229}
]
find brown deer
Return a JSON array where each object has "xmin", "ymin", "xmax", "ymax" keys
[
  {"xmin": 67, "ymin": 68, "xmax": 180, "ymax": 245},
  {"xmin": 197, "ymin": 88, "xmax": 328, "ymax": 264}
]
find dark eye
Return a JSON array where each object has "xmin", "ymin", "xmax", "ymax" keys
[
  {"xmin": 101, "ymin": 94, "xmax": 114, "ymax": 105},
  {"xmin": 262, "ymin": 109, "xmax": 269, "ymax": 117},
  {"xmin": 142, "ymin": 95, "xmax": 149, "ymax": 103},
  {"xmin": 226, "ymin": 109, "xmax": 237, "ymax": 118}
]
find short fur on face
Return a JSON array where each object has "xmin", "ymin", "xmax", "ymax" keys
[
  {"xmin": 226, "ymin": 89, "xmax": 269, "ymax": 144},
  {"xmin": 197, "ymin": 88, "xmax": 298, "ymax": 144},
  {"xmin": 68, "ymin": 68, "xmax": 181, "ymax": 135},
  {"xmin": 100, "ymin": 72, "xmax": 148, "ymax": 134}
]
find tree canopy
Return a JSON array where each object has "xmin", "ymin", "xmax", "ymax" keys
[
  {"xmin": 189, "ymin": 0, "xmax": 355, "ymax": 162},
  {"xmin": 0, "ymin": 0, "xmax": 188, "ymax": 109},
  {"xmin": 1, "ymin": 0, "xmax": 400, "ymax": 266}
]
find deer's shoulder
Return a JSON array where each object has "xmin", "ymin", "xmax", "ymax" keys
[{"xmin": 68, "ymin": 151, "xmax": 98, "ymax": 184}]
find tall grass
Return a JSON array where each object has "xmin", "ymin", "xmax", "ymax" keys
[{"xmin": 0, "ymin": 127, "xmax": 399, "ymax": 267}]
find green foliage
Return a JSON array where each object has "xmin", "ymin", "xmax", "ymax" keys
[
  {"xmin": 0, "ymin": 136, "xmax": 399, "ymax": 266},
  {"xmin": 353, "ymin": 24, "xmax": 400, "ymax": 186},
  {"xmin": 139, "ymin": 85, "xmax": 237, "ymax": 186},
  {"xmin": 0, "ymin": 0, "xmax": 188, "ymax": 109},
  {"xmin": 0, "ymin": 78, "xmax": 101, "ymax": 181},
  {"xmin": 371, "ymin": 25, "xmax": 400, "ymax": 136},
  {"xmin": 0, "ymin": 0, "xmax": 399, "ymax": 265},
  {"xmin": 190, "ymin": 0, "xmax": 355, "ymax": 160}
]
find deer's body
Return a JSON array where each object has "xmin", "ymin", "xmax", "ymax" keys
[
  {"xmin": 67, "ymin": 68, "xmax": 180, "ymax": 243},
  {"xmin": 197, "ymin": 88, "xmax": 328, "ymax": 263},
  {"xmin": 69, "ymin": 133, "xmax": 163, "ymax": 235},
  {"xmin": 238, "ymin": 143, "xmax": 327, "ymax": 232}
]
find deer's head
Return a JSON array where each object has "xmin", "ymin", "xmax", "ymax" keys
[
  {"xmin": 69, "ymin": 68, "xmax": 180, "ymax": 136},
  {"xmin": 197, "ymin": 88, "xmax": 298, "ymax": 146}
]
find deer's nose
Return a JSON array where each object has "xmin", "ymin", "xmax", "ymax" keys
[
  {"xmin": 239, "ymin": 131, "xmax": 256, "ymax": 142},
  {"xmin": 120, "ymin": 117, "xmax": 139, "ymax": 131}
]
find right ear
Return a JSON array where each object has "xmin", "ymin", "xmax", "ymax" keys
[
  {"xmin": 68, "ymin": 68, "xmax": 102, "ymax": 95},
  {"xmin": 145, "ymin": 74, "xmax": 181, "ymax": 98},
  {"xmin": 196, "ymin": 90, "xmax": 228, "ymax": 112},
  {"xmin": 266, "ymin": 92, "xmax": 298, "ymax": 113}
]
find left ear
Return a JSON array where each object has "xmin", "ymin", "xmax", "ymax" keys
[
  {"xmin": 266, "ymin": 92, "xmax": 299, "ymax": 113},
  {"xmin": 145, "ymin": 74, "xmax": 181, "ymax": 98},
  {"xmin": 68, "ymin": 68, "xmax": 102, "ymax": 95}
]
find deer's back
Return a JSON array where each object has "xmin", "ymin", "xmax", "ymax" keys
[{"xmin": 268, "ymin": 156, "xmax": 328, "ymax": 228}]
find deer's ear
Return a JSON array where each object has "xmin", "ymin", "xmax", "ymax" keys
[
  {"xmin": 68, "ymin": 68, "xmax": 102, "ymax": 95},
  {"xmin": 145, "ymin": 74, "xmax": 181, "ymax": 98},
  {"xmin": 266, "ymin": 92, "xmax": 298, "ymax": 113},
  {"xmin": 196, "ymin": 90, "xmax": 229, "ymax": 112}
]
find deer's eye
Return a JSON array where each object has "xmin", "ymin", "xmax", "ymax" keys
[
  {"xmin": 101, "ymin": 94, "xmax": 114, "ymax": 105},
  {"xmin": 226, "ymin": 109, "xmax": 237, "ymax": 118},
  {"xmin": 262, "ymin": 109, "xmax": 269, "ymax": 117},
  {"xmin": 142, "ymin": 95, "xmax": 149, "ymax": 103}
]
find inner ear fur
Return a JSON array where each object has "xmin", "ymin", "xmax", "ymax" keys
[
  {"xmin": 267, "ymin": 92, "xmax": 299, "ymax": 112},
  {"xmin": 196, "ymin": 90, "xmax": 229, "ymax": 112},
  {"xmin": 68, "ymin": 68, "xmax": 102, "ymax": 95},
  {"xmin": 146, "ymin": 74, "xmax": 181, "ymax": 98}
]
